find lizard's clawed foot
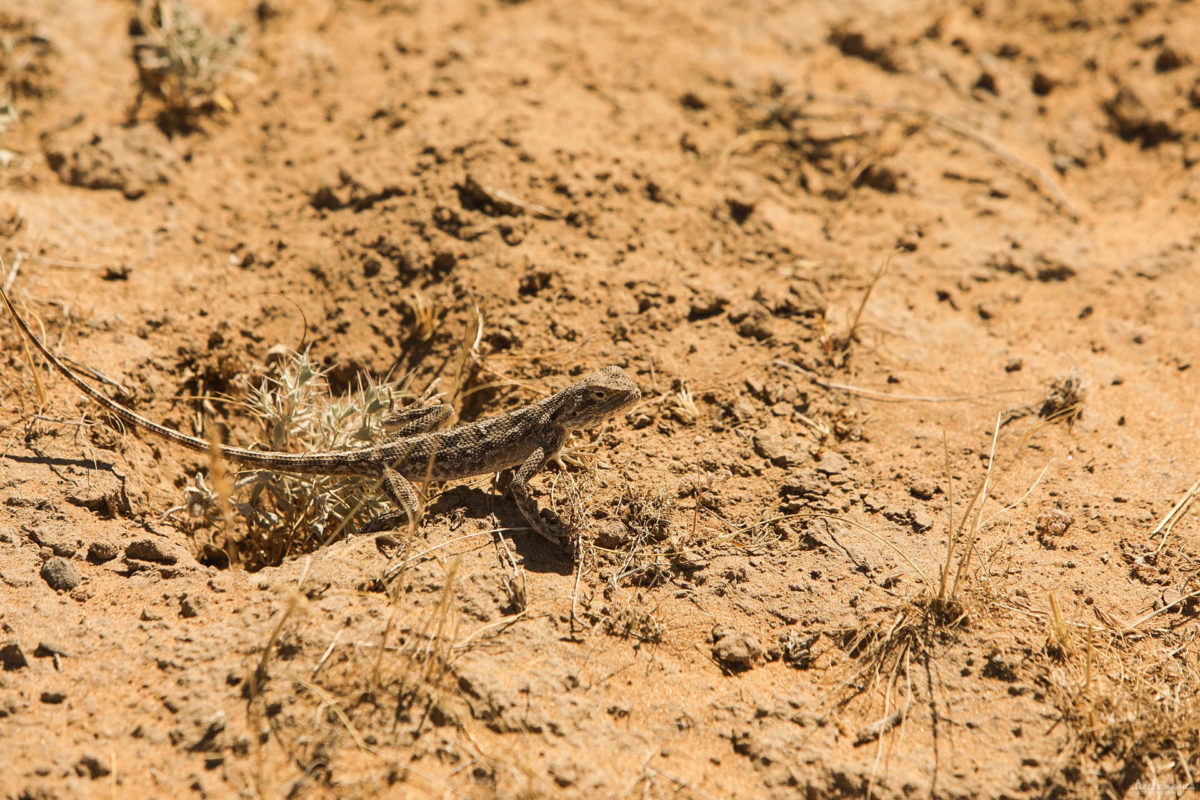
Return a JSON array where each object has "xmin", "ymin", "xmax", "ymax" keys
[
  {"xmin": 525, "ymin": 510, "xmax": 572, "ymax": 551},
  {"xmin": 354, "ymin": 512, "xmax": 413, "ymax": 535}
]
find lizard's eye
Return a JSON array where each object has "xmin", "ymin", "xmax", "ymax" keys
[{"xmin": 590, "ymin": 388, "xmax": 609, "ymax": 401}]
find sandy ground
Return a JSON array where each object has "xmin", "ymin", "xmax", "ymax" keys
[{"xmin": 2, "ymin": 0, "xmax": 1199, "ymax": 798}]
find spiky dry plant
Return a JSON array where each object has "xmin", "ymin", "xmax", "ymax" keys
[
  {"xmin": 171, "ymin": 349, "xmax": 410, "ymax": 569},
  {"xmin": 666, "ymin": 385, "xmax": 700, "ymax": 425}
]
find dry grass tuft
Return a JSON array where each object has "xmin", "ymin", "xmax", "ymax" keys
[
  {"xmin": 615, "ymin": 482, "xmax": 675, "ymax": 543},
  {"xmin": 836, "ymin": 419, "xmax": 1051, "ymax": 714},
  {"xmin": 1047, "ymin": 633, "xmax": 1200, "ymax": 796},
  {"xmin": 596, "ymin": 592, "xmax": 667, "ymax": 645},
  {"xmin": 172, "ymin": 349, "xmax": 414, "ymax": 569},
  {"xmin": 1045, "ymin": 591, "xmax": 1072, "ymax": 660},
  {"xmin": 242, "ymin": 558, "xmax": 487, "ymax": 795},
  {"xmin": 820, "ymin": 252, "xmax": 893, "ymax": 363},
  {"xmin": 130, "ymin": 0, "xmax": 243, "ymax": 132},
  {"xmin": 1038, "ymin": 372, "xmax": 1086, "ymax": 426}
]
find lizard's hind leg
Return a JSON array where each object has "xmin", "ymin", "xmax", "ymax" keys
[{"xmin": 356, "ymin": 466, "xmax": 424, "ymax": 534}]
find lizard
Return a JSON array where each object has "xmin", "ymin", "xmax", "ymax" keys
[{"xmin": 0, "ymin": 285, "xmax": 641, "ymax": 545}]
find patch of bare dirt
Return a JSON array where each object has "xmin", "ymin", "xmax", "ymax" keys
[{"xmin": 2, "ymin": 0, "xmax": 1199, "ymax": 798}]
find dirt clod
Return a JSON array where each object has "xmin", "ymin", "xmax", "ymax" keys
[
  {"xmin": 815, "ymin": 451, "xmax": 849, "ymax": 475},
  {"xmin": 907, "ymin": 508, "xmax": 936, "ymax": 533},
  {"xmin": 712, "ymin": 625, "xmax": 763, "ymax": 671},
  {"xmin": 1035, "ymin": 509, "xmax": 1073, "ymax": 549},
  {"xmin": 86, "ymin": 542, "xmax": 119, "ymax": 563},
  {"xmin": 753, "ymin": 429, "xmax": 798, "ymax": 468},
  {"xmin": 1103, "ymin": 86, "xmax": 1178, "ymax": 147},
  {"xmin": 909, "ymin": 479, "xmax": 938, "ymax": 500},
  {"xmin": 125, "ymin": 538, "xmax": 179, "ymax": 565},
  {"xmin": 44, "ymin": 125, "xmax": 174, "ymax": 200}
]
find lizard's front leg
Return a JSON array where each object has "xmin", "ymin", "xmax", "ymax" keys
[{"xmin": 506, "ymin": 426, "xmax": 569, "ymax": 546}]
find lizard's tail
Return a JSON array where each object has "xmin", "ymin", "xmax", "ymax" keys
[{"xmin": 0, "ymin": 285, "xmax": 373, "ymax": 474}]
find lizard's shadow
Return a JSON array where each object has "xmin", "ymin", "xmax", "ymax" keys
[
  {"xmin": 6, "ymin": 452, "xmax": 119, "ymax": 471},
  {"xmin": 428, "ymin": 486, "xmax": 573, "ymax": 575}
]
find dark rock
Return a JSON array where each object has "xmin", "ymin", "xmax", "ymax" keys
[
  {"xmin": 1031, "ymin": 71, "xmax": 1056, "ymax": 96},
  {"xmin": 40, "ymin": 557, "xmax": 80, "ymax": 591},
  {"xmin": 1154, "ymin": 47, "xmax": 1185, "ymax": 73},
  {"xmin": 828, "ymin": 25, "xmax": 902, "ymax": 72},
  {"xmin": 0, "ymin": 641, "xmax": 29, "ymax": 671},
  {"xmin": 725, "ymin": 195, "xmax": 755, "ymax": 224},
  {"xmin": 1035, "ymin": 256, "xmax": 1076, "ymax": 282},
  {"xmin": 76, "ymin": 753, "xmax": 111, "ymax": 779}
]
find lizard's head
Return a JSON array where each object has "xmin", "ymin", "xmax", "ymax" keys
[{"xmin": 549, "ymin": 365, "xmax": 641, "ymax": 429}]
